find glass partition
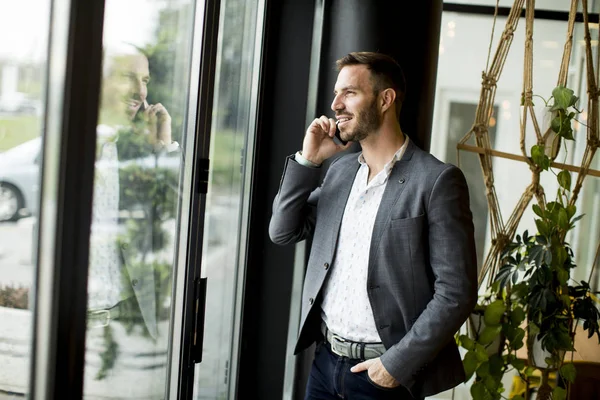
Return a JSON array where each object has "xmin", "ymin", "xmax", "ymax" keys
[
  {"xmin": 82, "ymin": 0, "xmax": 198, "ymax": 398},
  {"xmin": 0, "ymin": 0, "xmax": 50, "ymax": 396},
  {"xmin": 193, "ymin": 0, "xmax": 264, "ymax": 398}
]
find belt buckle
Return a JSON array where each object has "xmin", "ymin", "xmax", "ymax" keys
[
  {"xmin": 87, "ymin": 309, "xmax": 110, "ymax": 329},
  {"xmin": 330, "ymin": 334, "xmax": 347, "ymax": 357}
]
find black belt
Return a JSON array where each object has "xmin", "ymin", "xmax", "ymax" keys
[{"xmin": 321, "ymin": 322, "xmax": 386, "ymax": 360}]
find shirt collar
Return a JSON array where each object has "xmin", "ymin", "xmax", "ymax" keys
[{"xmin": 357, "ymin": 134, "xmax": 410, "ymax": 172}]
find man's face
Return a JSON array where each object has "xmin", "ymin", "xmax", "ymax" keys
[
  {"xmin": 117, "ymin": 53, "xmax": 150, "ymax": 120},
  {"xmin": 330, "ymin": 65, "xmax": 382, "ymax": 142}
]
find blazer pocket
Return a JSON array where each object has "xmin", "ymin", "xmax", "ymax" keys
[{"xmin": 390, "ymin": 214, "xmax": 425, "ymax": 230}]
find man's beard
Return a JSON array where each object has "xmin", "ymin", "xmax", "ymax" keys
[{"xmin": 344, "ymin": 98, "xmax": 382, "ymax": 142}]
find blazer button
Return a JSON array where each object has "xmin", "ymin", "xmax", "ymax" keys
[
  {"xmin": 309, "ymin": 298, "xmax": 314, "ymax": 305},
  {"xmin": 398, "ymin": 178, "xmax": 405, "ymax": 184},
  {"xmin": 324, "ymin": 262, "xmax": 329, "ymax": 270}
]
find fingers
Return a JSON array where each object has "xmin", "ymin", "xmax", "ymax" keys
[
  {"xmin": 144, "ymin": 103, "xmax": 171, "ymax": 121},
  {"xmin": 142, "ymin": 103, "xmax": 172, "ymax": 144},
  {"xmin": 350, "ymin": 359, "xmax": 374, "ymax": 373},
  {"xmin": 310, "ymin": 115, "xmax": 336, "ymax": 137}
]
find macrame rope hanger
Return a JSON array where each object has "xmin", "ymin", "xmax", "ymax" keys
[{"xmin": 455, "ymin": 0, "xmax": 600, "ymax": 289}]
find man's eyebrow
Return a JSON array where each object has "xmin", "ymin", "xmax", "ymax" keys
[{"xmin": 333, "ymin": 85, "xmax": 359, "ymax": 95}]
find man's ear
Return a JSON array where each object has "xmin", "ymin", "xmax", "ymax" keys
[{"xmin": 379, "ymin": 88, "xmax": 396, "ymax": 114}]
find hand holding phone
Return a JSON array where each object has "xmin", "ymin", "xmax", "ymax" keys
[
  {"xmin": 140, "ymin": 100, "xmax": 172, "ymax": 144},
  {"xmin": 302, "ymin": 116, "xmax": 348, "ymax": 165},
  {"xmin": 332, "ymin": 120, "xmax": 348, "ymax": 146}
]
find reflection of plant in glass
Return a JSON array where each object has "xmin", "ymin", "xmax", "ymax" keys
[
  {"xmin": 96, "ymin": 325, "xmax": 118, "ymax": 380},
  {"xmin": 0, "ymin": 284, "xmax": 29, "ymax": 309},
  {"xmin": 458, "ymin": 86, "xmax": 600, "ymax": 400}
]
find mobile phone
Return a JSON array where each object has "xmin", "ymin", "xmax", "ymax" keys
[
  {"xmin": 333, "ymin": 120, "xmax": 348, "ymax": 146},
  {"xmin": 134, "ymin": 100, "xmax": 149, "ymax": 119}
]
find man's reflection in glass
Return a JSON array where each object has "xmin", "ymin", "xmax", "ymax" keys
[
  {"xmin": 119, "ymin": 52, "xmax": 172, "ymax": 149},
  {"xmin": 87, "ymin": 50, "xmax": 178, "ymax": 343}
]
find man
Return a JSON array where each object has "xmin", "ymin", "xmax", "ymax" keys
[
  {"xmin": 116, "ymin": 51, "xmax": 173, "ymax": 148},
  {"xmin": 87, "ymin": 51, "xmax": 178, "ymax": 338},
  {"xmin": 269, "ymin": 52, "xmax": 478, "ymax": 399}
]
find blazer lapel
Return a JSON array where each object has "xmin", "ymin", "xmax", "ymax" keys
[{"xmin": 370, "ymin": 140, "xmax": 417, "ymax": 254}]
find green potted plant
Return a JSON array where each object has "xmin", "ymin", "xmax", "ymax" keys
[{"xmin": 457, "ymin": 86, "xmax": 600, "ymax": 400}]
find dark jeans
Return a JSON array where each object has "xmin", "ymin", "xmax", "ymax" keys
[{"xmin": 304, "ymin": 341, "xmax": 422, "ymax": 400}]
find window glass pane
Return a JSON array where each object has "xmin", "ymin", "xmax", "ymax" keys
[
  {"xmin": 432, "ymin": 11, "xmax": 573, "ymax": 258},
  {"xmin": 0, "ymin": 0, "xmax": 50, "ymax": 396},
  {"xmin": 443, "ymin": 0, "xmax": 592, "ymax": 13},
  {"xmin": 432, "ymin": 7, "xmax": 599, "ymax": 399},
  {"xmin": 82, "ymin": 0, "xmax": 197, "ymax": 397},
  {"xmin": 445, "ymin": 102, "xmax": 498, "ymax": 271},
  {"xmin": 193, "ymin": 0, "xmax": 263, "ymax": 398},
  {"xmin": 569, "ymin": 21, "xmax": 600, "ymax": 289}
]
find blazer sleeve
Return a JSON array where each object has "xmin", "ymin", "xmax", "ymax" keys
[
  {"xmin": 380, "ymin": 164, "xmax": 478, "ymax": 387},
  {"xmin": 269, "ymin": 155, "xmax": 324, "ymax": 245}
]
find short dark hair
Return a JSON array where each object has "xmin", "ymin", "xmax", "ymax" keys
[{"xmin": 336, "ymin": 51, "xmax": 406, "ymax": 119}]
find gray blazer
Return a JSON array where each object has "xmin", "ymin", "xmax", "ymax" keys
[{"xmin": 269, "ymin": 139, "xmax": 478, "ymax": 398}]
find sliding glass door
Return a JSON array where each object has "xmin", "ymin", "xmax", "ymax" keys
[
  {"xmin": 81, "ymin": 0, "xmax": 200, "ymax": 397},
  {"xmin": 0, "ymin": 0, "xmax": 264, "ymax": 399}
]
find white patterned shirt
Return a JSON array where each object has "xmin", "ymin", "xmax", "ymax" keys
[
  {"xmin": 87, "ymin": 139, "xmax": 124, "ymax": 310},
  {"xmin": 321, "ymin": 136, "xmax": 410, "ymax": 342}
]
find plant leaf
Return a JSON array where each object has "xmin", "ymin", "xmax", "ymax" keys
[
  {"xmin": 475, "ymin": 343, "xmax": 490, "ymax": 362},
  {"xmin": 558, "ymin": 208, "xmax": 569, "ymax": 230},
  {"xmin": 551, "ymin": 115, "xmax": 563, "ymax": 134},
  {"xmin": 562, "ymin": 125, "xmax": 574, "ymax": 140},
  {"xmin": 536, "ymin": 235, "xmax": 547, "ymax": 245},
  {"xmin": 559, "ymin": 363, "xmax": 577, "ymax": 383},
  {"xmin": 463, "ymin": 350, "xmax": 479, "ymax": 382},
  {"xmin": 553, "ymin": 386, "xmax": 567, "ymax": 400},
  {"xmin": 531, "ymin": 245, "xmax": 548, "ymax": 267},
  {"xmin": 511, "ymin": 328, "xmax": 525, "ymax": 350},
  {"xmin": 566, "ymin": 204, "xmax": 576, "ymax": 218},
  {"xmin": 572, "ymin": 214, "xmax": 585, "ymax": 224},
  {"xmin": 511, "ymin": 358, "xmax": 526, "ymax": 371},
  {"xmin": 459, "ymin": 334, "xmax": 476, "ymax": 351},
  {"xmin": 483, "ymin": 375, "xmax": 499, "ymax": 394},
  {"xmin": 470, "ymin": 381, "xmax": 487, "ymax": 400},
  {"xmin": 531, "ymin": 145, "xmax": 550, "ymax": 170},
  {"xmin": 495, "ymin": 265, "xmax": 514, "ymax": 291},
  {"xmin": 558, "ymin": 170, "xmax": 571, "ymax": 191},
  {"xmin": 479, "ymin": 325, "xmax": 502, "ymax": 345},
  {"xmin": 552, "ymin": 86, "xmax": 575, "ymax": 109},
  {"xmin": 484, "ymin": 300, "xmax": 505, "ymax": 326},
  {"xmin": 511, "ymin": 307, "xmax": 526, "ymax": 325},
  {"xmin": 535, "ymin": 218, "xmax": 549, "ymax": 236},
  {"xmin": 557, "ymin": 268, "xmax": 569, "ymax": 286},
  {"xmin": 477, "ymin": 360, "xmax": 490, "ymax": 377}
]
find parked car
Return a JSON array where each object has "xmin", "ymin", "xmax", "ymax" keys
[
  {"xmin": 0, "ymin": 137, "xmax": 41, "ymax": 221},
  {"xmin": 0, "ymin": 92, "xmax": 41, "ymax": 115},
  {"xmin": 0, "ymin": 132, "xmax": 181, "ymax": 223}
]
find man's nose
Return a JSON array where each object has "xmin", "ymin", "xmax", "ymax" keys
[
  {"xmin": 331, "ymin": 94, "xmax": 343, "ymax": 112},
  {"xmin": 130, "ymin": 79, "xmax": 146, "ymax": 98}
]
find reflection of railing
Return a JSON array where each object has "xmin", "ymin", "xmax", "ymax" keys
[
  {"xmin": 0, "ymin": 308, "xmax": 31, "ymax": 395},
  {"xmin": 0, "ymin": 308, "xmax": 171, "ymax": 398}
]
